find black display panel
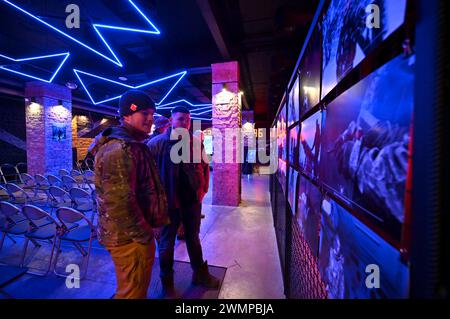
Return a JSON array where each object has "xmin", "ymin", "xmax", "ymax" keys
[
  {"xmin": 288, "ymin": 168, "xmax": 299, "ymax": 213},
  {"xmin": 288, "ymin": 124, "xmax": 300, "ymax": 168},
  {"xmin": 321, "ymin": 0, "xmax": 407, "ymax": 98},
  {"xmin": 299, "ymin": 111, "xmax": 323, "ymax": 178},
  {"xmin": 299, "ymin": 24, "xmax": 321, "ymax": 116},
  {"xmin": 288, "ymin": 76, "xmax": 300, "ymax": 127},
  {"xmin": 296, "ymin": 177, "xmax": 322, "ymax": 256},
  {"xmin": 319, "ymin": 54, "xmax": 414, "ymax": 239},
  {"xmin": 318, "ymin": 196, "xmax": 409, "ymax": 298},
  {"xmin": 277, "ymin": 103, "xmax": 287, "ymax": 162}
]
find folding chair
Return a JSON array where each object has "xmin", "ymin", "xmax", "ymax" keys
[
  {"xmin": 1, "ymin": 164, "xmax": 21, "ymax": 184},
  {"xmin": 48, "ymin": 186, "xmax": 72, "ymax": 213},
  {"xmin": 14, "ymin": 163, "xmax": 27, "ymax": 184},
  {"xmin": 0, "ymin": 201, "xmax": 27, "ymax": 250},
  {"xmin": 20, "ymin": 205, "xmax": 61, "ymax": 275},
  {"xmin": 82, "ymin": 170, "xmax": 95, "ymax": 192},
  {"xmin": 0, "ymin": 201, "xmax": 41, "ymax": 253},
  {"xmin": 75, "ymin": 160, "xmax": 85, "ymax": 173},
  {"xmin": 4, "ymin": 183, "xmax": 42, "ymax": 206},
  {"xmin": 84, "ymin": 158, "xmax": 94, "ymax": 171},
  {"xmin": 19, "ymin": 173, "xmax": 38, "ymax": 195},
  {"xmin": 54, "ymin": 207, "xmax": 96, "ymax": 280},
  {"xmin": 58, "ymin": 169, "xmax": 70, "ymax": 177},
  {"xmin": 47, "ymin": 174, "xmax": 62, "ymax": 187},
  {"xmin": 71, "ymin": 169, "xmax": 85, "ymax": 186},
  {"xmin": 0, "ymin": 185, "xmax": 9, "ymax": 201},
  {"xmin": 0, "ymin": 170, "xmax": 5, "ymax": 185},
  {"xmin": 69, "ymin": 188, "xmax": 96, "ymax": 223},
  {"xmin": 61, "ymin": 175, "xmax": 80, "ymax": 191},
  {"xmin": 34, "ymin": 174, "xmax": 51, "ymax": 201},
  {"xmin": 70, "ymin": 169, "xmax": 82, "ymax": 178}
]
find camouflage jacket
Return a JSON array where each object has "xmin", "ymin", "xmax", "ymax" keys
[{"xmin": 90, "ymin": 124, "xmax": 169, "ymax": 247}]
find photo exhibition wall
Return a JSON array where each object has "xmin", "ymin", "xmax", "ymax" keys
[{"xmin": 272, "ymin": 0, "xmax": 413, "ymax": 299}]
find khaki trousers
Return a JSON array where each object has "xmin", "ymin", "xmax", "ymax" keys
[{"xmin": 106, "ymin": 240, "xmax": 156, "ymax": 299}]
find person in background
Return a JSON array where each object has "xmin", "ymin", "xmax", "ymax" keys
[
  {"xmin": 149, "ymin": 115, "xmax": 170, "ymax": 141},
  {"xmin": 90, "ymin": 89, "xmax": 168, "ymax": 299},
  {"xmin": 147, "ymin": 106, "xmax": 219, "ymax": 298}
]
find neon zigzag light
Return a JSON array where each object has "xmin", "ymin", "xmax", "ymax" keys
[
  {"xmin": 157, "ymin": 99, "xmax": 212, "ymax": 109},
  {"xmin": 0, "ymin": 52, "xmax": 70, "ymax": 83},
  {"xmin": 155, "ymin": 113, "xmax": 211, "ymax": 121},
  {"xmin": 74, "ymin": 69, "xmax": 187, "ymax": 105},
  {"xmin": 157, "ymin": 99, "xmax": 212, "ymax": 118},
  {"xmin": 191, "ymin": 117, "xmax": 211, "ymax": 121},
  {"xmin": 3, "ymin": 0, "xmax": 160, "ymax": 67},
  {"xmin": 191, "ymin": 108, "xmax": 212, "ymax": 116}
]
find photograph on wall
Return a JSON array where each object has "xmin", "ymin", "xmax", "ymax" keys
[
  {"xmin": 287, "ymin": 168, "xmax": 299, "ymax": 212},
  {"xmin": 299, "ymin": 24, "xmax": 322, "ymax": 116},
  {"xmin": 319, "ymin": 54, "xmax": 414, "ymax": 239},
  {"xmin": 288, "ymin": 124, "xmax": 300, "ymax": 168},
  {"xmin": 296, "ymin": 177, "xmax": 322, "ymax": 256},
  {"xmin": 288, "ymin": 76, "xmax": 300, "ymax": 127},
  {"xmin": 52, "ymin": 124, "xmax": 67, "ymax": 141},
  {"xmin": 318, "ymin": 196, "xmax": 409, "ymax": 299},
  {"xmin": 277, "ymin": 103, "xmax": 287, "ymax": 162},
  {"xmin": 299, "ymin": 111, "xmax": 322, "ymax": 178},
  {"xmin": 277, "ymin": 158, "xmax": 287, "ymax": 194},
  {"xmin": 321, "ymin": 0, "xmax": 407, "ymax": 98}
]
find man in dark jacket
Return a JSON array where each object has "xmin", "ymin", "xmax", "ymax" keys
[
  {"xmin": 147, "ymin": 106, "xmax": 219, "ymax": 298},
  {"xmin": 90, "ymin": 89, "xmax": 168, "ymax": 299}
]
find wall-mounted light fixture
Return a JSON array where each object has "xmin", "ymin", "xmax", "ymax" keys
[{"xmin": 28, "ymin": 97, "xmax": 41, "ymax": 115}]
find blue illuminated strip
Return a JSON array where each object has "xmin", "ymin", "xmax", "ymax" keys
[
  {"xmin": 3, "ymin": 0, "xmax": 160, "ymax": 67},
  {"xmin": 191, "ymin": 117, "xmax": 212, "ymax": 121},
  {"xmin": 157, "ymin": 99, "xmax": 212, "ymax": 109},
  {"xmin": 128, "ymin": 0, "xmax": 160, "ymax": 33},
  {"xmin": 191, "ymin": 108, "xmax": 212, "ymax": 116},
  {"xmin": 74, "ymin": 69, "xmax": 187, "ymax": 105},
  {"xmin": 0, "ymin": 52, "xmax": 70, "ymax": 83}
]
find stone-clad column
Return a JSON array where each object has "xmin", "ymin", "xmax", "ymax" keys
[
  {"xmin": 24, "ymin": 81, "xmax": 72, "ymax": 176},
  {"xmin": 212, "ymin": 61, "xmax": 241, "ymax": 206}
]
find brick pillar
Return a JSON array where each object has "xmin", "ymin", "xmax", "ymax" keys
[
  {"xmin": 25, "ymin": 81, "xmax": 72, "ymax": 176},
  {"xmin": 212, "ymin": 61, "xmax": 241, "ymax": 206}
]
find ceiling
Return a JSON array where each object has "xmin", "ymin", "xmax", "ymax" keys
[{"xmin": 0, "ymin": 0, "xmax": 318, "ymax": 127}]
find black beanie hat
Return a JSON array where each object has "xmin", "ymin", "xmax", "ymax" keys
[{"xmin": 118, "ymin": 89, "xmax": 156, "ymax": 117}]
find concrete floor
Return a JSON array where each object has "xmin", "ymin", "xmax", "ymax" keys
[
  {"xmin": 1, "ymin": 174, "xmax": 285, "ymax": 299},
  {"xmin": 175, "ymin": 174, "xmax": 285, "ymax": 299}
]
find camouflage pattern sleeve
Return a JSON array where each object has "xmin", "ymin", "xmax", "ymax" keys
[{"xmin": 95, "ymin": 141, "xmax": 152, "ymax": 245}]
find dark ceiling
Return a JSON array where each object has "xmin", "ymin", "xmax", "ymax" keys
[{"xmin": 0, "ymin": 0, "xmax": 318, "ymax": 127}]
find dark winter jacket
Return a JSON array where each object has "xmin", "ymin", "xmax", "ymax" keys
[
  {"xmin": 89, "ymin": 123, "xmax": 169, "ymax": 247},
  {"xmin": 147, "ymin": 128, "xmax": 209, "ymax": 209}
]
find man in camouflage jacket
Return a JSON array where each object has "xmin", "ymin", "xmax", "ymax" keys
[{"xmin": 90, "ymin": 90, "xmax": 168, "ymax": 299}]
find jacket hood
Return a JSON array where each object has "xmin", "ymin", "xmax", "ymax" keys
[{"xmin": 88, "ymin": 124, "xmax": 148, "ymax": 156}]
